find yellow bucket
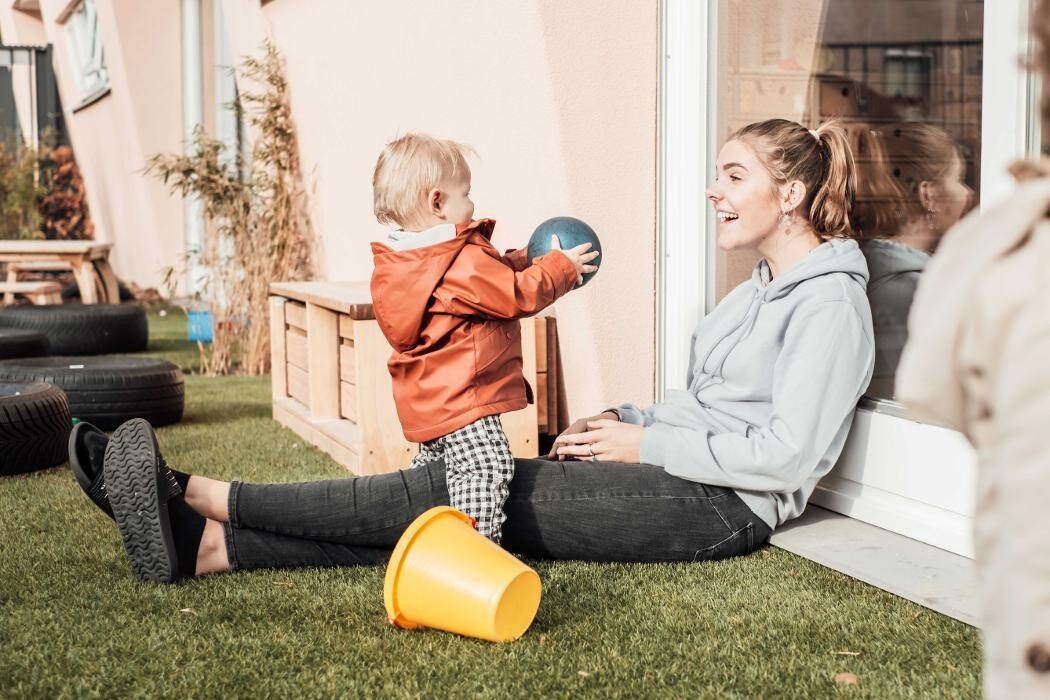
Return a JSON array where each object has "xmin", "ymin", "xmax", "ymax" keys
[{"xmin": 383, "ymin": 506, "xmax": 542, "ymax": 642}]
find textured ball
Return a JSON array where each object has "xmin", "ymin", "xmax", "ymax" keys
[{"xmin": 526, "ymin": 216, "xmax": 602, "ymax": 286}]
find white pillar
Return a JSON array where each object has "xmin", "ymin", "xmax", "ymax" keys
[
  {"xmin": 181, "ymin": 0, "xmax": 205, "ymax": 297},
  {"xmin": 213, "ymin": 0, "xmax": 239, "ymax": 169}
]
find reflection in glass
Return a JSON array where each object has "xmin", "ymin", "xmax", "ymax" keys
[
  {"xmin": 851, "ymin": 123, "xmax": 974, "ymax": 398},
  {"xmin": 715, "ymin": 0, "xmax": 983, "ymax": 402}
]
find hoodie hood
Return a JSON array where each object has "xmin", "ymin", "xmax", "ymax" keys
[
  {"xmin": 370, "ymin": 219, "xmax": 495, "ymax": 352},
  {"xmin": 860, "ymin": 238, "xmax": 930, "ymax": 291},
  {"xmin": 751, "ymin": 238, "xmax": 869, "ymax": 301}
]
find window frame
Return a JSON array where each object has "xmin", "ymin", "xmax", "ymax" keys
[{"xmin": 60, "ymin": 0, "xmax": 110, "ymax": 107}]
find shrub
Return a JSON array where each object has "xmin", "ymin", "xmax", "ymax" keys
[
  {"xmin": 0, "ymin": 139, "xmax": 45, "ymax": 240},
  {"xmin": 147, "ymin": 40, "xmax": 315, "ymax": 375}
]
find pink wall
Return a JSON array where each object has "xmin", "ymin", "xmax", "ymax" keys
[
  {"xmin": 1, "ymin": 0, "xmax": 659, "ymax": 415},
  {"xmin": 222, "ymin": 0, "xmax": 659, "ymax": 413},
  {"xmin": 0, "ymin": 4, "xmax": 46, "ymax": 45},
  {"xmin": 0, "ymin": 0, "xmax": 187, "ymax": 291}
]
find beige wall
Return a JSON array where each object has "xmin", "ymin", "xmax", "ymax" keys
[
  {"xmin": 0, "ymin": 4, "xmax": 47, "ymax": 45},
  {"xmin": 223, "ymin": 0, "xmax": 659, "ymax": 414},
  {"xmin": 1, "ymin": 0, "xmax": 659, "ymax": 416},
  {"xmin": 0, "ymin": 0, "xmax": 188, "ymax": 290}
]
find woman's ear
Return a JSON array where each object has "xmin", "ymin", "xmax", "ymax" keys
[
  {"xmin": 917, "ymin": 180, "xmax": 937, "ymax": 211},
  {"xmin": 781, "ymin": 180, "xmax": 808, "ymax": 213}
]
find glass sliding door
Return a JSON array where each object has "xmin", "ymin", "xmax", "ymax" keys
[
  {"xmin": 659, "ymin": 0, "xmax": 1035, "ymax": 556},
  {"xmin": 712, "ymin": 0, "xmax": 983, "ymax": 404}
]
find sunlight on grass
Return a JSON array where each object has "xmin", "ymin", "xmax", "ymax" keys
[{"xmin": 0, "ymin": 310, "xmax": 982, "ymax": 697}]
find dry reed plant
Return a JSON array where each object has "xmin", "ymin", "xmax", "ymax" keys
[{"xmin": 147, "ymin": 41, "xmax": 315, "ymax": 375}]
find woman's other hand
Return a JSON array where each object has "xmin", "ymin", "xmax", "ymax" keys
[
  {"xmin": 551, "ymin": 415, "xmax": 644, "ymax": 463},
  {"xmin": 548, "ymin": 411, "xmax": 617, "ymax": 459}
]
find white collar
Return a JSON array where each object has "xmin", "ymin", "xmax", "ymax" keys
[{"xmin": 379, "ymin": 223, "xmax": 457, "ymax": 251}]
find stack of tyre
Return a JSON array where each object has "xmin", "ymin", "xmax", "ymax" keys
[{"xmin": 0, "ymin": 304, "xmax": 185, "ymax": 476}]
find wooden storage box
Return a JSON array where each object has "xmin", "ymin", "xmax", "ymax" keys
[{"xmin": 269, "ymin": 281, "xmax": 561, "ymax": 475}]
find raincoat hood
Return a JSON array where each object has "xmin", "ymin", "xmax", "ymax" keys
[{"xmin": 370, "ymin": 219, "xmax": 496, "ymax": 353}]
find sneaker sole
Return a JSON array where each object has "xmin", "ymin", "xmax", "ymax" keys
[{"xmin": 105, "ymin": 419, "xmax": 178, "ymax": 583}]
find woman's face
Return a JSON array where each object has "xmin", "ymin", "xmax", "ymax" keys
[
  {"xmin": 706, "ymin": 139, "xmax": 784, "ymax": 252},
  {"xmin": 927, "ymin": 153, "xmax": 974, "ymax": 236}
]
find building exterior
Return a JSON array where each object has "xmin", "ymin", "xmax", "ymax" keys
[{"xmin": 1, "ymin": 0, "xmax": 1041, "ymax": 557}]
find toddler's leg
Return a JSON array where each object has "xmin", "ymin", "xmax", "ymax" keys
[
  {"xmin": 441, "ymin": 415, "xmax": 514, "ymax": 543},
  {"xmin": 408, "ymin": 439, "xmax": 443, "ymax": 470}
]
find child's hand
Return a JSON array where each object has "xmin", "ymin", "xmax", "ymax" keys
[{"xmin": 550, "ymin": 235, "xmax": 600, "ymax": 286}]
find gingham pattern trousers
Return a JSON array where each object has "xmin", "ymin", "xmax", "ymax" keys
[{"xmin": 408, "ymin": 415, "xmax": 514, "ymax": 543}]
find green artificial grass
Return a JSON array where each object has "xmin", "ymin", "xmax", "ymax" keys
[
  {"xmin": 0, "ymin": 310, "xmax": 982, "ymax": 698},
  {"xmin": 140, "ymin": 305, "xmax": 204, "ymax": 373}
]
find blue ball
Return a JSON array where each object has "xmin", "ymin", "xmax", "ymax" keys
[{"xmin": 526, "ymin": 216, "xmax": 602, "ymax": 286}]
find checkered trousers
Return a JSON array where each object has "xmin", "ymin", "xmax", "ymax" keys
[{"xmin": 408, "ymin": 414, "xmax": 514, "ymax": 543}]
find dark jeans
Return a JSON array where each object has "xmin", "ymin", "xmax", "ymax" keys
[{"xmin": 223, "ymin": 458, "xmax": 772, "ymax": 571}]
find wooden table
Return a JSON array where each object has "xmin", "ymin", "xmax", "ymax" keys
[
  {"xmin": 269, "ymin": 281, "xmax": 562, "ymax": 474},
  {"xmin": 0, "ymin": 241, "xmax": 119, "ymax": 304}
]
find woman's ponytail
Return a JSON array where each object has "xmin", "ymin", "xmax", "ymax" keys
[
  {"xmin": 809, "ymin": 121, "xmax": 857, "ymax": 239},
  {"xmin": 731, "ymin": 118, "xmax": 860, "ymax": 240}
]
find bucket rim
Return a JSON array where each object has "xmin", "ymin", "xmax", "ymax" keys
[{"xmin": 383, "ymin": 506, "xmax": 474, "ymax": 629}]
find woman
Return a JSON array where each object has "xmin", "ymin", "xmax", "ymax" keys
[
  {"xmin": 849, "ymin": 122, "xmax": 974, "ymax": 399},
  {"xmin": 75, "ymin": 118, "xmax": 875, "ymax": 584}
]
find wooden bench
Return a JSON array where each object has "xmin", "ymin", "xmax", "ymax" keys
[
  {"xmin": 0, "ymin": 280, "xmax": 62, "ymax": 305},
  {"xmin": 4, "ymin": 260, "xmax": 111, "ymax": 303},
  {"xmin": 0, "ymin": 241, "xmax": 118, "ymax": 304},
  {"xmin": 5, "ymin": 260, "xmax": 74, "ymax": 281},
  {"xmin": 269, "ymin": 281, "xmax": 563, "ymax": 475}
]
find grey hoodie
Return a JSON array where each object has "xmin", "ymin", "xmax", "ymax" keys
[
  {"xmin": 617, "ymin": 239, "xmax": 875, "ymax": 529},
  {"xmin": 861, "ymin": 239, "xmax": 930, "ymax": 397}
]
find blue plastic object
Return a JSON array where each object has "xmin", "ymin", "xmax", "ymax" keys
[
  {"xmin": 526, "ymin": 216, "xmax": 602, "ymax": 286},
  {"xmin": 187, "ymin": 309, "xmax": 214, "ymax": 343}
]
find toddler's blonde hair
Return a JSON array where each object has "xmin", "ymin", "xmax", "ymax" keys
[{"xmin": 372, "ymin": 133, "xmax": 475, "ymax": 227}]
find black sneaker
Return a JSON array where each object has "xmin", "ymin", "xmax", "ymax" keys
[
  {"xmin": 104, "ymin": 419, "xmax": 182, "ymax": 583},
  {"xmin": 70, "ymin": 421, "xmax": 180, "ymax": 521}
]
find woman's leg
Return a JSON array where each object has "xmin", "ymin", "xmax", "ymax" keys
[
  {"xmin": 184, "ymin": 475, "xmax": 230, "ymax": 522},
  {"xmin": 187, "ymin": 458, "xmax": 449, "ymax": 574},
  {"xmin": 501, "ymin": 458, "xmax": 772, "ymax": 562},
  {"xmin": 209, "ymin": 456, "xmax": 769, "ymax": 574},
  {"xmin": 197, "ymin": 518, "xmax": 393, "ymax": 575}
]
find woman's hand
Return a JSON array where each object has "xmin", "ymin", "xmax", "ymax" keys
[
  {"xmin": 547, "ymin": 411, "xmax": 616, "ymax": 459},
  {"xmin": 550, "ymin": 414, "xmax": 644, "ymax": 463}
]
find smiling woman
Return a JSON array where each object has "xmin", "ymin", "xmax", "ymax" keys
[{"xmin": 707, "ymin": 119, "xmax": 857, "ymax": 272}]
